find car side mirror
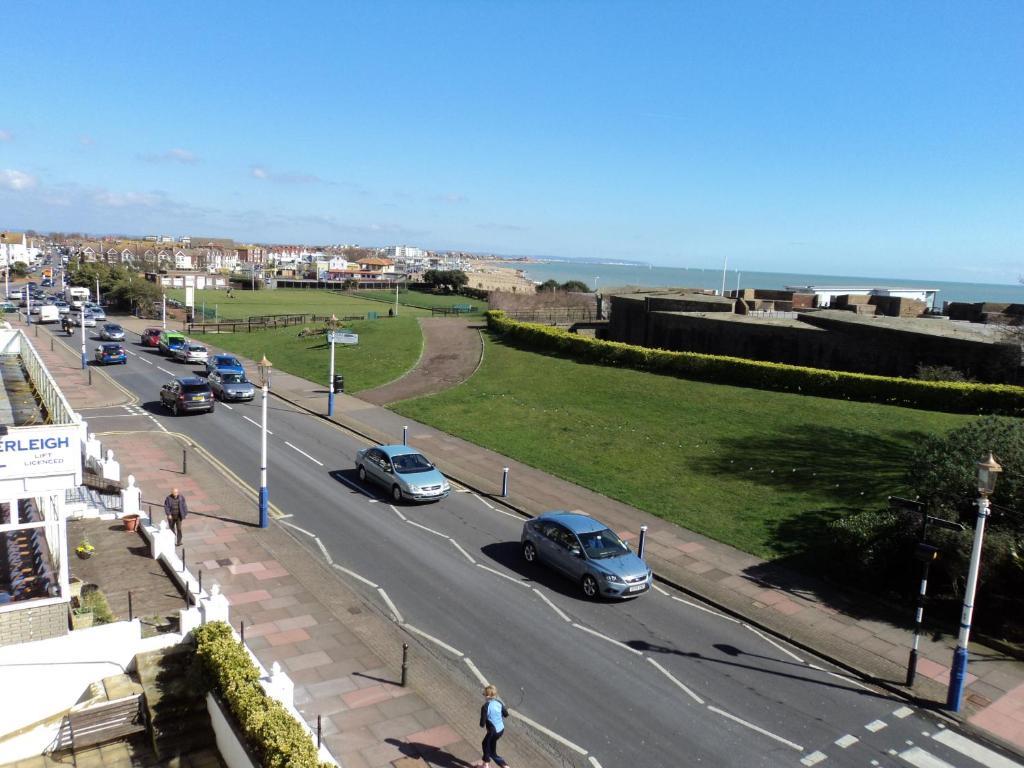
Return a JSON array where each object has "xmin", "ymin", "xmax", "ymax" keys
[{"xmin": 570, "ymin": 547, "xmax": 583, "ymax": 558}]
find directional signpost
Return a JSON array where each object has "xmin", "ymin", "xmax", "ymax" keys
[{"xmin": 326, "ymin": 329, "xmax": 358, "ymax": 417}]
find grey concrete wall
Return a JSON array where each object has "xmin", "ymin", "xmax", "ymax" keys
[{"xmin": 0, "ymin": 602, "xmax": 68, "ymax": 647}]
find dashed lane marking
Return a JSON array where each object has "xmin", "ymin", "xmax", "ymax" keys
[
  {"xmin": 476, "ymin": 563, "xmax": 531, "ymax": 587},
  {"xmin": 646, "ymin": 657, "xmax": 704, "ymax": 704},
  {"xmin": 932, "ymin": 728, "xmax": 1022, "ymax": 768},
  {"xmin": 508, "ymin": 711, "xmax": 588, "ymax": 756},
  {"xmin": 284, "ymin": 441, "xmax": 324, "ymax": 466},
  {"xmin": 898, "ymin": 747, "xmax": 954, "ymax": 768},
  {"xmin": 835, "ymin": 734, "xmax": 858, "ymax": 748},
  {"xmin": 404, "ymin": 624, "xmax": 464, "ymax": 657},
  {"xmin": 242, "ymin": 414, "xmax": 273, "ymax": 434},
  {"xmin": 865, "ymin": 720, "xmax": 887, "ymax": 733},
  {"xmin": 158, "ymin": 367, "xmax": 174, "ymax": 375},
  {"xmin": 464, "ymin": 657, "xmax": 489, "ymax": 686},
  {"xmin": 451, "ymin": 539, "xmax": 477, "ymax": 564},
  {"xmin": 330, "ymin": 563, "xmax": 378, "ymax": 588},
  {"xmin": 707, "ymin": 706, "xmax": 803, "ymax": 751},
  {"xmin": 800, "ymin": 751, "xmax": 827, "ymax": 766},
  {"xmin": 389, "ymin": 504, "xmax": 407, "ymax": 521},
  {"xmin": 222, "ymin": 402, "xmax": 233, "ymax": 410},
  {"xmin": 572, "ymin": 623, "xmax": 643, "ymax": 656},
  {"xmin": 532, "ymin": 588, "xmax": 570, "ymax": 623}
]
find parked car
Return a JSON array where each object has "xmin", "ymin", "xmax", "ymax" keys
[
  {"xmin": 141, "ymin": 327, "xmax": 163, "ymax": 347},
  {"xmin": 520, "ymin": 512, "xmax": 652, "ymax": 600},
  {"xmin": 99, "ymin": 323, "xmax": 126, "ymax": 341},
  {"xmin": 93, "ymin": 343, "xmax": 127, "ymax": 365},
  {"xmin": 0, "ymin": 301, "xmax": 16, "ymax": 313},
  {"xmin": 159, "ymin": 376, "xmax": 215, "ymax": 415},
  {"xmin": 354, "ymin": 444, "xmax": 450, "ymax": 503},
  {"xmin": 208, "ymin": 371, "xmax": 256, "ymax": 402},
  {"xmin": 204, "ymin": 354, "xmax": 245, "ymax": 376},
  {"xmin": 173, "ymin": 343, "xmax": 209, "ymax": 364},
  {"xmin": 158, "ymin": 330, "xmax": 186, "ymax": 356}
]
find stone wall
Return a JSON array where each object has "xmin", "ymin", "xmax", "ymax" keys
[{"xmin": 0, "ymin": 602, "xmax": 68, "ymax": 647}]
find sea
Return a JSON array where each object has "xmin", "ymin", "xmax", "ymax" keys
[{"xmin": 505, "ymin": 261, "xmax": 1023, "ymax": 307}]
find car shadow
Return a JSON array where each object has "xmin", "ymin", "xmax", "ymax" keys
[
  {"xmin": 480, "ymin": 541, "xmax": 594, "ymax": 601},
  {"xmin": 327, "ymin": 468, "xmax": 380, "ymax": 500}
]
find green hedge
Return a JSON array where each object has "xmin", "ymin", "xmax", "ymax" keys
[
  {"xmin": 484, "ymin": 311, "xmax": 1024, "ymax": 415},
  {"xmin": 194, "ymin": 622, "xmax": 330, "ymax": 768}
]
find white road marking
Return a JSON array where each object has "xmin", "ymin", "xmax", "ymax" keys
[
  {"xmin": 280, "ymin": 520, "xmax": 315, "ymax": 538},
  {"xmin": 315, "ymin": 537, "xmax": 333, "ymax": 565},
  {"xmin": 707, "ymin": 706, "xmax": 803, "ymax": 751},
  {"xmin": 476, "ymin": 563, "xmax": 531, "ymax": 587},
  {"xmin": 801, "ymin": 751, "xmax": 827, "ymax": 766},
  {"xmin": 532, "ymin": 588, "xmax": 571, "ymax": 622},
  {"xmin": 646, "ymin": 657, "xmax": 704, "ymax": 704},
  {"xmin": 588, "ymin": 757, "xmax": 603, "ymax": 768},
  {"xmin": 898, "ymin": 746, "xmax": 954, "ymax": 768},
  {"xmin": 473, "ymin": 492, "xmax": 521, "ymax": 519},
  {"xmin": 653, "ymin": 584, "xmax": 669, "ymax": 596},
  {"xmin": 284, "ymin": 441, "xmax": 324, "ymax": 466},
  {"xmin": 127, "ymin": 350, "xmax": 137, "ymax": 356},
  {"xmin": 742, "ymin": 624, "xmax": 805, "ymax": 663},
  {"xmin": 572, "ymin": 623, "xmax": 643, "ymax": 656},
  {"xmin": 377, "ymin": 588, "xmax": 403, "ymax": 623},
  {"xmin": 221, "ymin": 402, "xmax": 233, "ymax": 410},
  {"xmin": 671, "ymin": 594, "xmax": 740, "ymax": 622},
  {"xmin": 331, "ymin": 563, "xmax": 378, "ymax": 588},
  {"xmin": 893, "ymin": 706, "xmax": 913, "ymax": 719},
  {"xmin": 473, "ymin": 493, "xmax": 495, "ymax": 510},
  {"xmin": 337, "ymin": 474, "xmax": 378, "ymax": 499},
  {"xmin": 158, "ymin": 367, "xmax": 174, "ymax": 375},
  {"xmin": 825, "ymin": 669, "xmax": 875, "ymax": 692},
  {"xmin": 140, "ymin": 357, "xmax": 153, "ymax": 365},
  {"xmin": 389, "ymin": 504, "xmax": 407, "ymax": 521},
  {"xmin": 276, "ymin": 514, "xmax": 293, "ymax": 520},
  {"xmin": 509, "ymin": 711, "xmax": 588, "ymax": 755},
  {"xmin": 464, "ymin": 657, "xmax": 489, "ymax": 686},
  {"xmin": 242, "ymin": 415, "xmax": 273, "ymax": 434},
  {"xmin": 835, "ymin": 734, "xmax": 858, "ymax": 748},
  {"xmin": 406, "ymin": 520, "xmax": 450, "ymax": 539},
  {"xmin": 933, "ymin": 728, "xmax": 1021, "ymax": 768},
  {"xmin": 865, "ymin": 720, "xmax": 887, "ymax": 733},
  {"xmin": 405, "ymin": 624, "xmax": 464, "ymax": 657},
  {"xmin": 451, "ymin": 539, "xmax": 477, "ymax": 564}
]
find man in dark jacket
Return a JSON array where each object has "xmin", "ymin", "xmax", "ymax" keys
[{"xmin": 163, "ymin": 487, "xmax": 188, "ymax": 546}]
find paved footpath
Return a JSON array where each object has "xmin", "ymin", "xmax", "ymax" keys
[
  {"xmin": 110, "ymin": 313, "xmax": 1024, "ymax": 756},
  {"xmin": 18, "ymin": 317, "xmax": 559, "ymax": 768}
]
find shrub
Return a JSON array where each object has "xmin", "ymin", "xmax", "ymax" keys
[
  {"xmin": 77, "ymin": 586, "xmax": 117, "ymax": 624},
  {"xmin": 194, "ymin": 622, "xmax": 329, "ymax": 768},
  {"xmin": 484, "ymin": 311, "xmax": 1024, "ymax": 415}
]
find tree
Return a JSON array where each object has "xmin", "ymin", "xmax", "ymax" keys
[
  {"xmin": 422, "ymin": 270, "xmax": 468, "ymax": 292},
  {"xmin": 540, "ymin": 279, "xmax": 561, "ymax": 292},
  {"xmin": 11, "ymin": 261, "xmax": 28, "ymax": 277},
  {"xmin": 561, "ymin": 279, "xmax": 591, "ymax": 293}
]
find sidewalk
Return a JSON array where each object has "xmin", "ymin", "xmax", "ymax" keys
[
  {"xmin": 114, "ymin": 313, "xmax": 1024, "ymax": 755},
  {"xmin": 19, "ymin": 317, "xmax": 558, "ymax": 768}
]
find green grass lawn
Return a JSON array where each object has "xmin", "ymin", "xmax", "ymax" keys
[
  {"xmin": 192, "ymin": 316, "xmax": 423, "ymax": 393},
  {"xmin": 358, "ymin": 289, "xmax": 488, "ymax": 314},
  {"xmin": 393, "ymin": 336, "xmax": 969, "ymax": 560},
  {"xmin": 167, "ymin": 287, "xmax": 434, "ymax": 321}
]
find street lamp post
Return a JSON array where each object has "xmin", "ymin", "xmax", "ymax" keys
[
  {"xmin": 327, "ymin": 315, "xmax": 337, "ymax": 417},
  {"xmin": 80, "ymin": 308, "xmax": 87, "ymax": 369},
  {"xmin": 258, "ymin": 355, "xmax": 273, "ymax": 529},
  {"xmin": 946, "ymin": 452, "xmax": 1002, "ymax": 711},
  {"xmin": 162, "ymin": 293, "xmax": 167, "ymax": 329}
]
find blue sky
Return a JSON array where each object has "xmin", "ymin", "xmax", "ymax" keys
[{"xmin": 1, "ymin": 1, "xmax": 1021, "ymax": 283}]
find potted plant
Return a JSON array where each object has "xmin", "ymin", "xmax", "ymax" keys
[
  {"xmin": 71, "ymin": 607, "xmax": 94, "ymax": 629},
  {"xmin": 123, "ymin": 514, "xmax": 141, "ymax": 532},
  {"xmin": 75, "ymin": 539, "xmax": 96, "ymax": 559}
]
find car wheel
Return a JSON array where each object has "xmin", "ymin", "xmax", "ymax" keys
[
  {"xmin": 581, "ymin": 574, "xmax": 600, "ymax": 600},
  {"xmin": 172, "ymin": 402, "xmax": 180, "ymax": 417},
  {"xmin": 357, "ymin": 465, "xmax": 367, "ymax": 482},
  {"xmin": 392, "ymin": 485, "xmax": 403, "ymax": 503},
  {"xmin": 523, "ymin": 541, "xmax": 538, "ymax": 564}
]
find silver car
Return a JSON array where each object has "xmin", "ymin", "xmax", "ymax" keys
[
  {"xmin": 355, "ymin": 444, "xmax": 450, "ymax": 503},
  {"xmin": 99, "ymin": 323, "xmax": 125, "ymax": 341},
  {"xmin": 72, "ymin": 312, "xmax": 97, "ymax": 327},
  {"xmin": 521, "ymin": 512, "xmax": 652, "ymax": 600},
  {"xmin": 174, "ymin": 343, "xmax": 209, "ymax": 364},
  {"xmin": 208, "ymin": 371, "xmax": 256, "ymax": 401}
]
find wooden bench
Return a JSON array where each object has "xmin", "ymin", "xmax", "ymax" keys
[{"xmin": 55, "ymin": 695, "xmax": 147, "ymax": 752}]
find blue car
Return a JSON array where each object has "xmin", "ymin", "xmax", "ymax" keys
[
  {"xmin": 521, "ymin": 512, "xmax": 653, "ymax": 600},
  {"xmin": 93, "ymin": 343, "xmax": 127, "ymax": 365},
  {"xmin": 355, "ymin": 444, "xmax": 451, "ymax": 503},
  {"xmin": 205, "ymin": 354, "xmax": 245, "ymax": 376}
]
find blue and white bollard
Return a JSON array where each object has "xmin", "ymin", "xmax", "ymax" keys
[
  {"xmin": 501, "ymin": 467, "xmax": 509, "ymax": 497},
  {"xmin": 403, "ymin": 425, "xmax": 408, "ymax": 445},
  {"xmin": 637, "ymin": 525, "xmax": 648, "ymax": 558}
]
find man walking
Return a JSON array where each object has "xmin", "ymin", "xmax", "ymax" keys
[{"xmin": 163, "ymin": 487, "xmax": 188, "ymax": 546}]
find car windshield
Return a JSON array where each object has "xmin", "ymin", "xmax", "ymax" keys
[
  {"xmin": 221, "ymin": 373, "xmax": 246, "ymax": 384},
  {"xmin": 392, "ymin": 453, "xmax": 434, "ymax": 474},
  {"xmin": 188, "ymin": 345, "xmax": 206, "ymax": 353},
  {"xmin": 216, "ymin": 357, "xmax": 238, "ymax": 366},
  {"xmin": 577, "ymin": 529, "xmax": 630, "ymax": 559}
]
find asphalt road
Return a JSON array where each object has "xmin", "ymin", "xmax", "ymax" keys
[{"xmin": 55, "ymin": 321, "xmax": 1022, "ymax": 768}]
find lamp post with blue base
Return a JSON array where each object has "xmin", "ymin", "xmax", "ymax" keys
[
  {"xmin": 258, "ymin": 355, "xmax": 273, "ymax": 529},
  {"xmin": 946, "ymin": 452, "xmax": 1001, "ymax": 712}
]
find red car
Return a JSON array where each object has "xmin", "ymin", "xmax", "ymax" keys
[{"xmin": 141, "ymin": 327, "xmax": 163, "ymax": 347}]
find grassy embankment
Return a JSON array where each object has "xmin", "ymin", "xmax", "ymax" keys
[
  {"xmin": 179, "ymin": 289, "xmax": 426, "ymax": 393},
  {"xmin": 393, "ymin": 336, "xmax": 968, "ymax": 560},
  {"xmin": 358, "ymin": 289, "xmax": 488, "ymax": 315}
]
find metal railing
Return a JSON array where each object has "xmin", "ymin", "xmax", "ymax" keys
[{"xmin": 11, "ymin": 330, "xmax": 77, "ymax": 424}]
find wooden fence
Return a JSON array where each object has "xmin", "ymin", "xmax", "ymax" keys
[{"xmin": 186, "ymin": 313, "xmax": 336, "ymax": 334}]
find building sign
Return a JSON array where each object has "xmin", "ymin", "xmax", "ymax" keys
[{"xmin": 0, "ymin": 425, "xmax": 79, "ymax": 481}]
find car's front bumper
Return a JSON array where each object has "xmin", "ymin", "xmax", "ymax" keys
[
  {"xmin": 402, "ymin": 486, "xmax": 451, "ymax": 502},
  {"xmin": 599, "ymin": 574, "xmax": 652, "ymax": 598},
  {"xmin": 221, "ymin": 390, "xmax": 255, "ymax": 401}
]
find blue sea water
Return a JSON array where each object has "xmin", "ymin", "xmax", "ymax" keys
[{"xmin": 509, "ymin": 261, "xmax": 1023, "ymax": 307}]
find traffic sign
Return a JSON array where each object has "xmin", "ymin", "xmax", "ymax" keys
[{"xmin": 328, "ymin": 330, "xmax": 359, "ymax": 345}]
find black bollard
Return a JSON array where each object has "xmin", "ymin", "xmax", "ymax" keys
[
  {"xmin": 182, "ymin": 448, "xmax": 187, "ymax": 475},
  {"xmin": 128, "ymin": 591, "xmax": 133, "ymax": 621},
  {"xmin": 181, "ymin": 547, "xmax": 186, "ymax": 572},
  {"xmin": 198, "ymin": 570, "xmax": 203, "ymax": 596},
  {"xmin": 401, "ymin": 642, "xmax": 409, "ymax": 687},
  {"xmin": 240, "ymin": 620, "xmax": 245, "ymax": 646},
  {"xmin": 317, "ymin": 715, "xmax": 322, "ymax": 749}
]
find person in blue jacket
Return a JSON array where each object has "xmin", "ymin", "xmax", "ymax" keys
[{"xmin": 476, "ymin": 684, "xmax": 510, "ymax": 768}]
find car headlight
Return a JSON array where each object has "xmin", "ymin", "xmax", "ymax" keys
[
  {"xmin": 406, "ymin": 485, "xmax": 421, "ymax": 493},
  {"xmin": 603, "ymin": 573, "xmax": 624, "ymax": 583}
]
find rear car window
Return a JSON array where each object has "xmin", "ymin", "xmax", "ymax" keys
[{"xmin": 182, "ymin": 384, "xmax": 212, "ymax": 394}]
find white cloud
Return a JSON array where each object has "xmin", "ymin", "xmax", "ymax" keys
[
  {"xmin": 140, "ymin": 147, "xmax": 200, "ymax": 164},
  {"xmin": 0, "ymin": 169, "xmax": 37, "ymax": 191},
  {"xmin": 0, "ymin": 130, "xmax": 12, "ymax": 142},
  {"xmin": 250, "ymin": 165, "xmax": 268, "ymax": 179},
  {"xmin": 249, "ymin": 164, "xmax": 323, "ymax": 184},
  {"xmin": 92, "ymin": 190, "xmax": 165, "ymax": 208}
]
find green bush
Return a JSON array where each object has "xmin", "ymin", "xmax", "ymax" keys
[
  {"xmin": 194, "ymin": 622, "xmax": 329, "ymax": 768},
  {"xmin": 77, "ymin": 586, "xmax": 117, "ymax": 624},
  {"xmin": 484, "ymin": 311, "xmax": 1024, "ymax": 415}
]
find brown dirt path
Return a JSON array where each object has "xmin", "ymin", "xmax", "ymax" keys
[{"xmin": 358, "ymin": 317, "xmax": 483, "ymax": 405}]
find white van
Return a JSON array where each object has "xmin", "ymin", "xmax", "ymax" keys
[
  {"xmin": 36, "ymin": 305, "xmax": 59, "ymax": 323},
  {"xmin": 67, "ymin": 286, "xmax": 91, "ymax": 309}
]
